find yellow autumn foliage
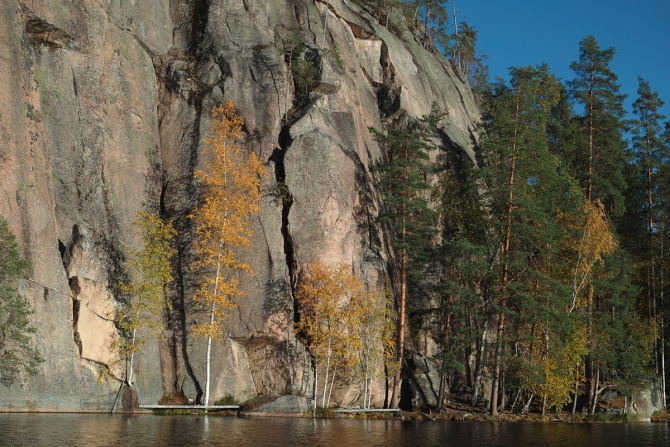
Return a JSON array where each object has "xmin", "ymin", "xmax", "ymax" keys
[
  {"xmin": 111, "ymin": 211, "xmax": 176, "ymax": 385},
  {"xmin": 568, "ymin": 199, "xmax": 617, "ymax": 312},
  {"xmin": 119, "ymin": 211, "xmax": 177, "ymax": 337},
  {"xmin": 295, "ymin": 263, "xmax": 394, "ymax": 407},
  {"xmin": 190, "ymin": 99, "xmax": 269, "ymax": 340},
  {"xmin": 514, "ymin": 324, "xmax": 588, "ymax": 412}
]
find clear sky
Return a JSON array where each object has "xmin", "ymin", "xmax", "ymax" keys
[{"xmin": 459, "ymin": 0, "xmax": 670, "ymax": 120}]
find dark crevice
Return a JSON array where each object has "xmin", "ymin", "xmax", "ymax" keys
[
  {"xmin": 70, "ymin": 277, "xmax": 82, "ymax": 355},
  {"xmin": 399, "ymin": 374, "xmax": 414, "ymax": 411},
  {"xmin": 174, "ymin": 239, "xmax": 204, "ymax": 404},
  {"xmin": 190, "ymin": 0, "xmax": 211, "ymax": 58},
  {"xmin": 22, "ymin": 5, "xmax": 81, "ymax": 51},
  {"xmin": 58, "ymin": 239, "xmax": 67, "ymax": 269},
  {"xmin": 159, "ymin": 183, "xmax": 168, "ymax": 218},
  {"xmin": 274, "ymin": 126, "xmax": 298, "ymax": 324},
  {"xmin": 374, "ymin": 41, "xmax": 401, "ymax": 118},
  {"xmin": 154, "ymin": 0, "xmax": 211, "ymax": 401},
  {"xmin": 297, "ymin": 0, "xmax": 317, "ymax": 44},
  {"xmin": 174, "ymin": 93, "xmax": 206, "ymax": 404}
]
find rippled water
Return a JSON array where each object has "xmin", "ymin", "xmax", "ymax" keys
[{"xmin": 0, "ymin": 414, "xmax": 668, "ymax": 446}]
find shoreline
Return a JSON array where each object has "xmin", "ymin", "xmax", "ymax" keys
[{"xmin": 0, "ymin": 407, "xmax": 668, "ymax": 423}]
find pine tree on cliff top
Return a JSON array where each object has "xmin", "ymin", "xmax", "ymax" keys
[{"xmin": 190, "ymin": 99, "xmax": 268, "ymax": 407}]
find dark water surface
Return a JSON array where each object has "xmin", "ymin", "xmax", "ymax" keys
[{"xmin": 0, "ymin": 414, "xmax": 669, "ymax": 446}]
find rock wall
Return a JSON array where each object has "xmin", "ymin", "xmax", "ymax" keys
[{"xmin": 0, "ymin": 0, "xmax": 478, "ymax": 411}]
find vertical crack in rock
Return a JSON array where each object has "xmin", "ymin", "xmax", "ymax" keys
[
  {"xmin": 69, "ymin": 277, "xmax": 83, "ymax": 355},
  {"xmin": 57, "ymin": 239, "xmax": 67, "ymax": 270},
  {"xmin": 190, "ymin": 0, "xmax": 212, "ymax": 58},
  {"xmin": 61, "ymin": 226, "xmax": 84, "ymax": 356},
  {"xmin": 272, "ymin": 127, "xmax": 299, "ymax": 323},
  {"xmin": 153, "ymin": 43, "xmax": 208, "ymax": 403}
]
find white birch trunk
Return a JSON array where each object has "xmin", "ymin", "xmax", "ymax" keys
[
  {"xmin": 327, "ymin": 362, "xmax": 337, "ymax": 407},
  {"xmin": 322, "ymin": 339, "xmax": 332, "ymax": 407}
]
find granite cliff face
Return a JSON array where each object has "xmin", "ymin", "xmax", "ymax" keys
[{"xmin": 0, "ymin": 0, "xmax": 478, "ymax": 411}]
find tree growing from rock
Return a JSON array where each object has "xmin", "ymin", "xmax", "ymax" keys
[
  {"xmin": 190, "ymin": 99, "xmax": 268, "ymax": 407},
  {"xmin": 0, "ymin": 216, "xmax": 43, "ymax": 385},
  {"xmin": 117, "ymin": 211, "xmax": 177, "ymax": 387}
]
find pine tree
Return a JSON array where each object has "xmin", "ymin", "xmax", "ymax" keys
[
  {"xmin": 567, "ymin": 35, "xmax": 628, "ymax": 216},
  {"xmin": 630, "ymin": 77, "xmax": 667, "ymax": 374},
  {"xmin": 567, "ymin": 35, "xmax": 630, "ymax": 412},
  {"xmin": 479, "ymin": 64, "xmax": 581, "ymax": 415},
  {"xmin": 190, "ymin": 99, "xmax": 268, "ymax": 407},
  {"xmin": 432, "ymin": 167, "xmax": 492, "ymax": 409},
  {"xmin": 0, "ymin": 217, "xmax": 43, "ymax": 384},
  {"xmin": 371, "ymin": 109, "xmax": 439, "ymax": 409}
]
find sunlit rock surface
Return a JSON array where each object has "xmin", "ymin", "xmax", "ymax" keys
[{"xmin": 0, "ymin": 0, "xmax": 478, "ymax": 411}]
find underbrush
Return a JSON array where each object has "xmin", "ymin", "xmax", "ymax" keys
[{"xmin": 588, "ymin": 412, "xmax": 640, "ymax": 423}]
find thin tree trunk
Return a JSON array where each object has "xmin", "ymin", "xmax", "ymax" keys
[
  {"xmin": 471, "ymin": 319, "xmax": 488, "ymax": 406},
  {"xmin": 327, "ymin": 361, "xmax": 337, "ymax": 407},
  {"xmin": 491, "ymin": 83, "xmax": 522, "ymax": 416},
  {"xmin": 589, "ymin": 368, "xmax": 600, "ymax": 415},
  {"xmin": 571, "ymin": 366, "xmax": 579, "ymax": 415},
  {"xmin": 587, "ymin": 69, "xmax": 594, "ymax": 202},
  {"xmin": 586, "ymin": 284, "xmax": 595, "ymax": 413},
  {"xmin": 451, "ymin": 0, "xmax": 458, "ymax": 62},
  {"xmin": 390, "ymin": 247, "xmax": 407, "ymax": 409},
  {"xmin": 204, "ymin": 304, "xmax": 215, "ymax": 409},
  {"xmin": 313, "ymin": 355, "xmax": 318, "ymax": 416},
  {"xmin": 661, "ymin": 230, "xmax": 666, "ymax": 407},
  {"xmin": 423, "ymin": 6, "xmax": 430, "ymax": 45},
  {"xmin": 127, "ymin": 310, "xmax": 140, "ymax": 386},
  {"xmin": 437, "ymin": 292, "xmax": 453, "ymax": 411},
  {"xmin": 523, "ymin": 394, "xmax": 533, "ymax": 414},
  {"xmin": 363, "ymin": 371, "xmax": 368, "ymax": 409},
  {"xmin": 322, "ymin": 339, "xmax": 332, "ymax": 407},
  {"xmin": 510, "ymin": 388, "xmax": 520, "ymax": 413},
  {"xmin": 204, "ymin": 251, "xmax": 224, "ymax": 409}
]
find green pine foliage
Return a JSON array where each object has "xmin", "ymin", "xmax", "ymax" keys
[
  {"xmin": 421, "ymin": 44, "xmax": 664, "ymax": 413},
  {"xmin": 371, "ymin": 112, "xmax": 439, "ymax": 268},
  {"xmin": 567, "ymin": 35, "xmax": 628, "ymax": 217},
  {"xmin": 0, "ymin": 217, "xmax": 43, "ymax": 384}
]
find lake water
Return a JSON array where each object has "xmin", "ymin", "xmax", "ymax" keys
[{"xmin": 0, "ymin": 414, "xmax": 668, "ymax": 446}]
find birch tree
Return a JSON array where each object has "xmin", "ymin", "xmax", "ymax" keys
[
  {"xmin": 118, "ymin": 211, "xmax": 177, "ymax": 387},
  {"xmin": 190, "ymin": 99, "xmax": 268, "ymax": 407}
]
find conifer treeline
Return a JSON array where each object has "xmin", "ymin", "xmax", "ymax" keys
[{"xmin": 386, "ymin": 33, "xmax": 669, "ymax": 414}]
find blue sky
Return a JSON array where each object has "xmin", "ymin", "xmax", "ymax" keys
[{"xmin": 460, "ymin": 0, "xmax": 670, "ymax": 120}]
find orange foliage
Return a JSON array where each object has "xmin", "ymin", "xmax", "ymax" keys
[{"xmin": 190, "ymin": 99, "xmax": 269, "ymax": 340}]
